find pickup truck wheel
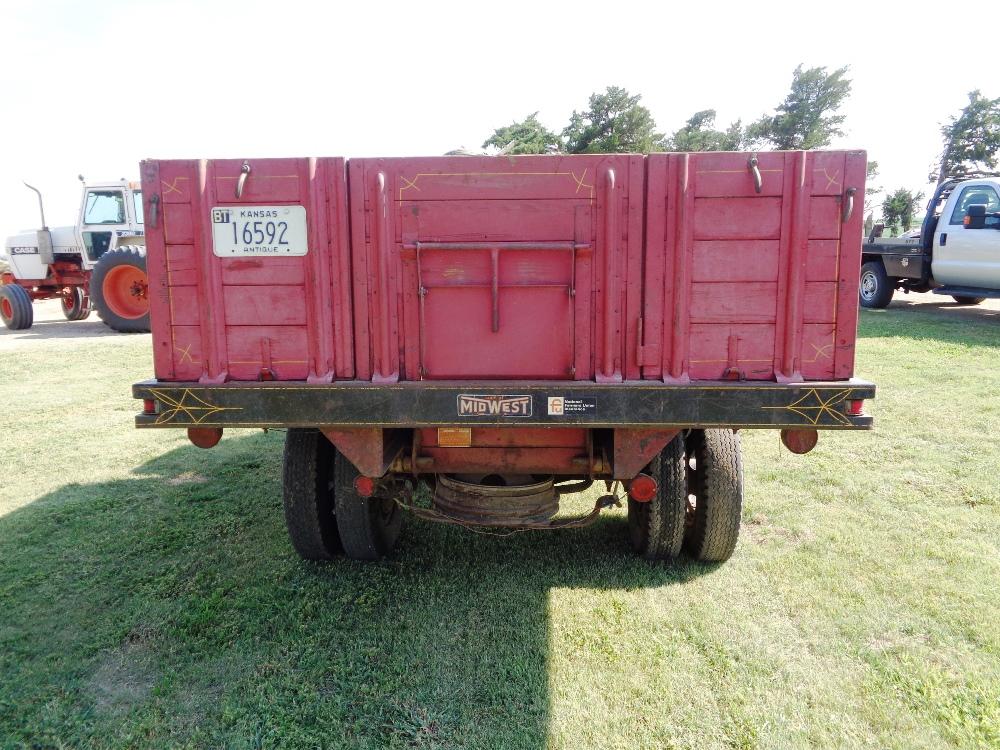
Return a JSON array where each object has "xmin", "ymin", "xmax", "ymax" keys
[
  {"xmin": 952, "ymin": 295, "xmax": 986, "ymax": 305},
  {"xmin": 91, "ymin": 248, "xmax": 150, "ymax": 332},
  {"xmin": 334, "ymin": 457, "xmax": 402, "ymax": 561},
  {"xmin": 282, "ymin": 429, "xmax": 342, "ymax": 560},
  {"xmin": 0, "ymin": 285, "xmax": 33, "ymax": 330},
  {"xmin": 684, "ymin": 430, "xmax": 743, "ymax": 562},
  {"xmin": 859, "ymin": 261, "xmax": 894, "ymax": 309},
  {"xmin": 628, "ymin": 433, "xmax": 687, "ymax": 560},
  {"xmin": 61, "ymin": 287, "xmax": 91, "ymax": 321}
]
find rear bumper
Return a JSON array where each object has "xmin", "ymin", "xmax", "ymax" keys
[{"xmin": 133, "ymin": 379, "xmax": 875, "ymax": 430}]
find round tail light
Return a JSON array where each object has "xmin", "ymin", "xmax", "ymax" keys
[{"xmin": 628, "ymin": 473, "xmax": 658, "ymax": 503}]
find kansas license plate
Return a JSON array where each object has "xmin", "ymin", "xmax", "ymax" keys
[{"xmin": 211, "ymin": 205, "xmax": 308, "ymax": 257}]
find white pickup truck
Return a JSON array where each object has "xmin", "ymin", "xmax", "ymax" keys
[{"xmin": 859, "ymin": 176, "xmax": 1000, "ymax": 307}]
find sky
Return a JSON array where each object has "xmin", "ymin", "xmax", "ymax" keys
[{"xmin": 2, "ymin": 0, "xmax": 998, "ymax": 236}]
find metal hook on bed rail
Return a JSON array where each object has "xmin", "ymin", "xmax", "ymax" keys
[
  {"xmin": 236, "ymin": 161, "xmax": 251, "ymax": 199},
  {"xmin": 747, "ymin": 155, "xmax": 763, "ymax": 194}
]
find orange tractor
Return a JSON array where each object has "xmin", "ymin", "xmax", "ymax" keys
[{"xmin": 1, "ymin": 179, "xmax": 149, "ymax": 332}]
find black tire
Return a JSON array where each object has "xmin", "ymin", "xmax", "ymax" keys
[
  {"xmin": 334, "ymin": 455, "xmax": 402, "ymax": 561},
  {"xmin": 859, "ymin": 261, "xmax": 894, "ymax": 309},
  {"xmin": 952, "ymin": 295, "xmax": 986, "ymax": 306},
  {"xmin": 628, "ymin": 433, "xmax": 687, "ymax": 560},
  {"xmin": 90, "ymin": 248, "xmax": 150, "ymax": 333},
  {"xmin": 61, "ymin": 286, "xmax": 90, "ymax": 321},
  {"xmin": 0, "ymin": 284, "xmax": 33, "ymax": 330},
  {"xmin": 282, "ymin": 429, "xmax": 342, "ymax": 560},
  {"xmin": 684, "ymin": 430, "xmax": 743, "ymax": 562}
]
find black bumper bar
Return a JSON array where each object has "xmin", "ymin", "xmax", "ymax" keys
[{"xmin": 133, "ymin": 379, "xmax": 875, "ymax": 430}]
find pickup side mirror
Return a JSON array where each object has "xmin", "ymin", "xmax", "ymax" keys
[{"xmin": 964, "ymin": 203, "xmax": 987, "ymax": 229}]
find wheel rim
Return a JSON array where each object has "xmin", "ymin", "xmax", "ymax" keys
[
  {"xmin": 61, "ymin": 290, "xmax": 75, "ymax": 313},
  {"xmin": 103, "ymin": 265, "xmax": 149, "ymax": 319},
  {"xmin": 860, "ymin": 270, "xmax": 877, "ymax": 300},
  {"xmin": 0, "ymin": 297, "xmax": 12, "ymax": 321}
]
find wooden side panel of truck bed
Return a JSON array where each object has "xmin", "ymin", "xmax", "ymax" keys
[
  {"xmin": 140, "ymin": 158, "xmax": 354, "ymax": 384},
  {"xmin": 643, "ymin": 150, "xmax": 866, "ymax": 383}
]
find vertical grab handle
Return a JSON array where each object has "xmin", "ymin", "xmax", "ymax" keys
[
  {"xmin": 235, "ymin": 161, "xmax": 251, "ymax": 199},
  {"xmin": 148, "ymin": 194, "xmax": 160, "ymax": 228},
  {"xmin": 373, "ymin": 172, "xmax": 395, "ymax": 381},
  {"xmin": 841, "ymin": 187, "xmax": 857, "ymax": 222},
  {"xmin": 601, "ymin": 167, "xmax": 619, "ymax": 381},
  {"xmin": 747, "ymin": 155, "xmax": 763, "ymax": 194}
]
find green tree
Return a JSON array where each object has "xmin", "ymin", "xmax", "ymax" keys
[
  {"xmin": 747, "ymin": 65, "xmax": 852, "ymax": 149},
  {"xmin": 482, "ymin": 112, "xmax": 562, "ymax": 155},
  {"xmin": 562, "ymin": 86, "xmax": 666, "ymax": 154},
  {"xmin": 933, "ymin": 90, "xmax": 1000, "ymax": 183},
  {"xmin": 881, "ymin": 188, "xmax": 925, "ymax": 234},
  {"xmin": 667, "ymin": 110, "xmax": 745, "ymax": 151}
]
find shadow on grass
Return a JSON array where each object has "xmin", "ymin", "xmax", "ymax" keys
[{"xmin": 0, "ymin": 431, "xmax": 713, "ymax": 749}]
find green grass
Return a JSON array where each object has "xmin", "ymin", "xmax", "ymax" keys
[{"xmin": 0, "ymin": 307, "xmax": 998, "ymax": 749}]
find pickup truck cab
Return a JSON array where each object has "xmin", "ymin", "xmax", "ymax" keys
[{"xmin": 860, "ymin": 176, "xmax": 1000, "ymax": 307}]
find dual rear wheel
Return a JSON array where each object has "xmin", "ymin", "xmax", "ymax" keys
[
  {"xmin": 282, "ymin": 429, "xmax": 401, "ymax": 561},
  {"xmin": 283, "ymin": 427, "xmax": 743, "ymax": 563},
  {"xmin": 628, "ymin": 430, "xmax": 743, "ymax": 562}
]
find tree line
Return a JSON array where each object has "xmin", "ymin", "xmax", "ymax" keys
[{"xmin": 482, "ymin": 66, "xmax": 1000, "ymax": 233}]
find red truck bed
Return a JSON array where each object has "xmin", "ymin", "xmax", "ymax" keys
[
  {"xmin": 141, "ymin": 151, "xmax": 864, "ymax": 386},
  {"xmin": 134, "ymin": 151, "xmax": 873, "ymax": 563}
]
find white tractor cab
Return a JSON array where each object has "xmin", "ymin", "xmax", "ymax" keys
[{"xmin": 0, "ymin": 178, "xmax": 149, "ymax": 332}]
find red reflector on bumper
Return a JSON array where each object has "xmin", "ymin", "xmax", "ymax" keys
[
  {"xmin": 187, "ymin": 427, "xmax": 223, "ymax": 449},
  {"xmin": 142, "ymin": 398, "xmax": 156, "ymax": 415},
  {"xmin": 848, "ymin": 399, "xmax": 865, "ymax": 416}
]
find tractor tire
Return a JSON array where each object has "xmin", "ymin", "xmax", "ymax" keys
[
  {"xmin": 859, "ymin": 261, "xmax": 894, "ymax": 309},
  {"xmin": 334, "ymin": 454, "xmax": 402, "ymax": 561},
  {"xmin": 91, "ymin": 248, "xmax": 150, "ymax": 332},
  {"xmin": 282, "ymin": 429, "xmax": 342, "ymax": 560},
  {"xmin": 61, "ymin": 286, "xmax": 90, "ymax": 321},
  {"xmin": 0, "ymin": 284, "xmax": 33, "ymax": 330},
  {"xmin": 952, "ymin": 295, "xmax": 986, "ymax": 306},
  {"xmin": 684, "ymin": 429, "xmax": 743, "ymax": 562},
  {"xmin": 628, "ymin": 433, "xmax": 687, "ymax": 560}
]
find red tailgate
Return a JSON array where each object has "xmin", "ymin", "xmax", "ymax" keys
[{"xmin": 348, "ymin": 155, "xmax": 645, "ymax": 382}]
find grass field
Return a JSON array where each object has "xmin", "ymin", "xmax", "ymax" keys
[{"xmin": 0, "ymin": 298, "xmax": 998, "ymax": 749}]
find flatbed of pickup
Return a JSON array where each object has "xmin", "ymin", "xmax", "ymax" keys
[{"xmin": 862, "ymin": 238, "xmax": 927, "ymax": 281}]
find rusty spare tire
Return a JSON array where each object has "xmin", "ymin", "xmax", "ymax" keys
[{"xmin": 91, "ymin": 248, "xmax": 150, "ymax": 332}]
